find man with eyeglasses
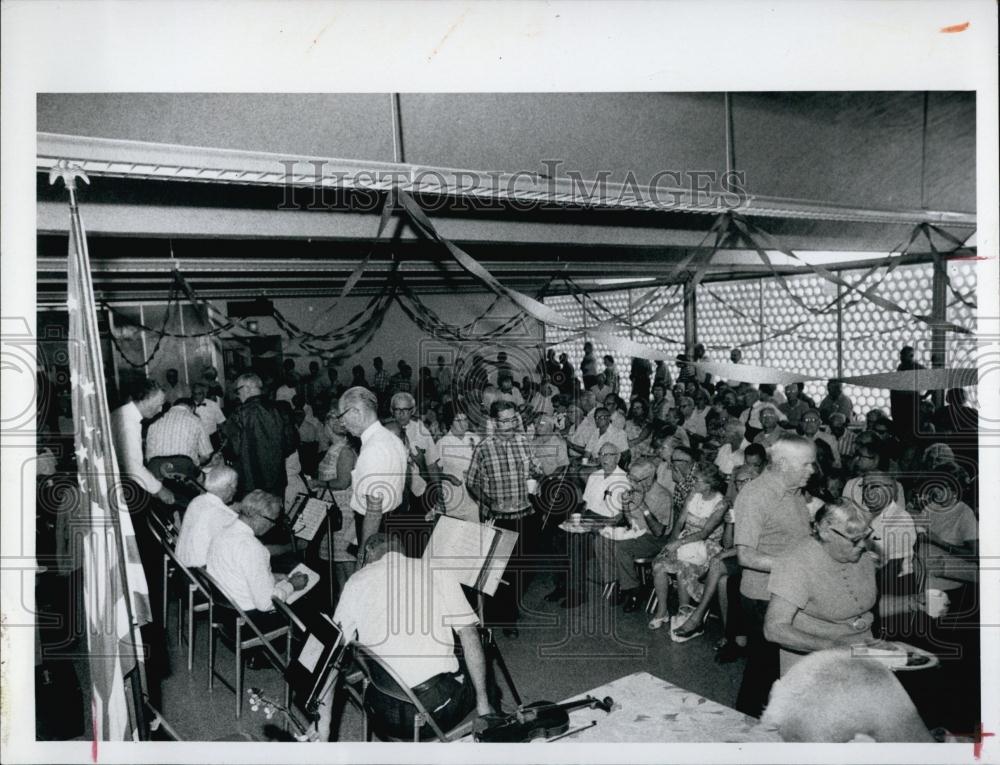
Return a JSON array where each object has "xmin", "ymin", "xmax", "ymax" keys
[
  {"xmin": 733, "ymin": 435, "xmax": 814, "ymax": 717},
  {"xmin": 335, "ymin": 387, "xmax": 408, "ymax": 555},
  {"xmin": 389, "ymin": 391, "xmax": 445, "ymax": 518},
  {"xmin": 206, "ymin": 489, "xmax": 310, "ymax": 633},
  {"xmin": 466, "ymin": 400, "xmax": 543, "ymax": 637},
  {"xmin": 595, "ymin": 458, "xmax": 673, "ymax": 611},
  {"xmin": 222, "ymin": 372, "xmax": 299, "ymax": 498}
]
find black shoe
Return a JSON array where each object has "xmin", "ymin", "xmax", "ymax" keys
[
  {"xmin": 622, "ymin": 594, "xmax": 642, "ymax": 613},
  {"xmin": 715, "ymin": 641, "xmax": 747, "ymax": 664},
  {"xmin": 502, "ymin": 627, "xmax": 520, "ymax": 638}
]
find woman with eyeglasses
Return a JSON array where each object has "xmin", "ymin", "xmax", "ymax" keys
[{"xmin": 763, "ymin": 497, "xmax": 879, "ymax": 675}]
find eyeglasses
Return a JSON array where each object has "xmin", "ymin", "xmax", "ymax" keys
[
  {"xmin": 392, "ymin": 406, "xmax": 415, "ymax": 414},
  {"xmin": 497, "ymin": 416, "xmax": 519, "ymax": 425},
  {"xmin": 671, "ymin": 458, "xmax": 692, "ymax": 466},
  {"xmin": 627, "ymin": 473, "xmax": 653, "ymax": 482},
  {"xmin": 827, "ymin": 526, "xmax": 873, "ymax": 547},
  {"xmin": 333, "ymin": 406, "xmax": 359, "ymax": 420}
]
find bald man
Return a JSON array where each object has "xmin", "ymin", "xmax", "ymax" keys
[
  {"xmin": 761, "ymin": 648, "xmax": 933, "ymax": 742},
  {"xmin": 175, "ymin": 465, "xmax": 239, "ymax": 567}
]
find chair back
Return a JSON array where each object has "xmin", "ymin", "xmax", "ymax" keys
[
  {"xmin": 147, "ymin": 513, "xmax": 207, "ymax": 596},
  {"xmin": 350, "ymin": 644, "xmax": 450, "ymax": 742},
  {"xmin": 194, "ymin": 568, "xmax": 290, "ymax": 668}
]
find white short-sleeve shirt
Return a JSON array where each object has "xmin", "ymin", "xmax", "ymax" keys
[{"xmin": 351, "ymin": 420, "xmax": 408, "ymax": 515}]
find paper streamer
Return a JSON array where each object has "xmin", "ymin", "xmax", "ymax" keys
[
  {"xmin": 838, "ymin": 368, "xmax": 978, "ymax": 391},
  {"xmin": 695, "ymin": 360, "xmax": 815, "ymax": 385},
  {"xmin": 397, "ymin": 190, "xmax": 578, "ymax": 329}
]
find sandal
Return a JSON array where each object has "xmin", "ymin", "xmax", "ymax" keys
[
  {"xmin": 648, "ymin": 615, "xmax": 671, "ymax": 630},
  {"xmin": 669, "ymin": 615, "xmax": 704, "ymax": 643},
  {"xmin": 673, "ymin": 618, "xmax": 704, "ymax": 638}
]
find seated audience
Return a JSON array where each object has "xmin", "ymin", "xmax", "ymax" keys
[
  {"xmin": 715, "ymin": 418, "xmax": 750, "ymax": 477},
  {"xmin": 583, "ymin": 407, "xmax": 630, "ymax": 464},
  {"xmin": 648, "ymin": 462, "xmax": 728, "ymax": 637},
  {"xmin": 530, "ymin": 414, "xmax": 569, "ymax": 478},
  {"xmin": 818, "ymin": 379, "xmax": 853, "ymax": 424},
  {"xmin": 914, "ymin": 462, "xmax": 979, "ymax": 600}
]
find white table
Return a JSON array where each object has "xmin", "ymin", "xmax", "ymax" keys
[{"xmin": 557, "ymin": 671, "xmax": 782, "ymax": 743}]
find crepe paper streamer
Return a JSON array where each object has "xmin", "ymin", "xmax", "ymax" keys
[
  {"xmin": 696, "ymin": 361, "xmax": 814, "ymax": 385},
  {"xmin": 589, "ymin": 329, "xmax": 678, "ymax": 362},
  {"xmin": 305, "ymin": 188, "xmax": 399, "ymax": 333},
  {"xmin": 397, "ymin": 190, "xmax": 578, "ymax": 329},
  {"xmin": 732, "ymin": 216, "xmax": 973, "ymax": 336},
  {"xmin": 838, "ymin": 368, "xmax": 978, "ymax": 391}
]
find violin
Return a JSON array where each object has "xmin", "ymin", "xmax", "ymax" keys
[{"xmin": 474, "ymin": 694, "xmax": 616, "ymax": 743}]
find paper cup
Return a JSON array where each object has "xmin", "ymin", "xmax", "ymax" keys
[
  {"xmin": 526, "ymin": 479, "xmax": 539, "ymax": 495},
  {"xmin": 570, "ymin": 512, "xmax": 582, "ymax": 525}
]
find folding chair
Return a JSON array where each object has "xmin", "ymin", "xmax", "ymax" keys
[
  {"xmin": 348, "ymin": 644, "xmax": 476, "ymax": 742},
  {"xmin": 146, "ymin": 513, "xmax": 214, "ymax": 673},
  {"xmin": 195, "ymin": 569, "xmax": 294, "ymax": 719}
]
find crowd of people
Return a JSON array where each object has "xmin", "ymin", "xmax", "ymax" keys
[{"xmin": 35, "ymin": 336, "xmax": 981, "ymax": 742}]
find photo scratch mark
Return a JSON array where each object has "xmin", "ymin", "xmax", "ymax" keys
[
  {"xmin": 428, "ymin": 9, "xmax": 470, "ymax": 62},
  {"xmin": 939, "ymin": 21, "xmax": 970, "ymax": 33}
]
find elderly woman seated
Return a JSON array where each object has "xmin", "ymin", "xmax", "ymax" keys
[{"xmin": 763, "ymin": 498, "xmax": 879, "ymax": 675}]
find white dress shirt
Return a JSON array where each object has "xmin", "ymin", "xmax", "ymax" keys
[
  {"xmin": 175, "ymin": 492, "xmax": 237, "ymax": 567},
  {"xmin": 335, "ymin": 552, "xmax": 478, "ymax": 688},
  {"xmin": 402, "ymin": 419, "xmax": 440, "ymax": 497},
  {"xmin": 584, "ymin": 426, "xmax": 629, "ymax": 461},
  {"xmin": 206, "ymin": 519, "xmax": 290, "ymax": 612},
  {"xmin": 194, "ymin": 398, "xmax": 226, "ymax": 436},
  {"xmin": 582, "ymin": 466, "xmax": 630, "ymax": 517},
  {"xmin": 350, "ymin": 420, "xmax": 408, "ymax": 515},
  {"xmin": 109, "ymin": 401, "xmax": 162, "ymax": 494}
]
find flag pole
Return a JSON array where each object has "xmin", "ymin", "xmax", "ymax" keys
[{"xmin": 50, "ymin": 160, "xmax": 150, "ymax": 740}]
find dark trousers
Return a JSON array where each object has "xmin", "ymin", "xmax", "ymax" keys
[
  {"xmin": 735, "ymin": 595, "xmax": 778, "ymax": 718},
  {"xmin": 364, "ymin": 667, "xmax": 474, "ymax": 741},
  {"xmin": 484, "ymin": 512, "xmax": 537, "ymax": 627}
]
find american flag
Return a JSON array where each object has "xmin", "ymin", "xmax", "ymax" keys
[{"xmin": 53, "ymin": 161, "xmax": 152, "ymax": 742}]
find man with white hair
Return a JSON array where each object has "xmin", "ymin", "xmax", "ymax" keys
[
  {"xmin": 206, "ymin": 489, "xmax": 308, "ymax": 624},
  {"xmin": 761, "ymin": 648, "xmax": 933, "ymax": 742},
  {"xmin": 335, "ymin": 386, "xmax": 408, "ymax": 554},
  {"xmin": 389, "ymin": 390, "xmax": 444, "ymax": 505},
  {"xmin": 175, "ymin": 466, "xmax": 239, "ymax": 567},
  {"xmin": 734, "ymin": 434, "xmax": 815, "ymax": 717}
]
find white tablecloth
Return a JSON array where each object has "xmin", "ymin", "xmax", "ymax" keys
[{"xmin": 558, "ymin": 671, "xmax": 782, "ymax": 743}]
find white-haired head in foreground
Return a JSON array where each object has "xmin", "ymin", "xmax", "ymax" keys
[{"xmin": 761, "ymin": 648, "xmax": 933, "ymax": 743}]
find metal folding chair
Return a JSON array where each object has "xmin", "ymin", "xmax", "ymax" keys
[
  {"xmin": 147, "ymin": 513, "xmax": 214, "ymax": 674},
  {"xmin": 348, "ymin": 644, "xmax": 476, "ymax": 742},
  {"xmin": 194, "ymin": 569, "xmax": 294, "ymax": 719}
]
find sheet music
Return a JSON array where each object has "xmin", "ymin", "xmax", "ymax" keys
[
  {"xmin": 477, "ymin": 526, "xmax": 518, "ymax": 596},
  {"xmin": 297, "ymin": 633, "xmax": 324, "ymax": 674},
  {"xmin": 423, "ymin": 515, "xmax": 498, "ymax": 590},
  {"xmin": 283, "ymin": 563, "xmax": 320, "ymax": 605},
  {"xmin": 291, "ymin": 497, "xmax": 330, "ymax": 541}
]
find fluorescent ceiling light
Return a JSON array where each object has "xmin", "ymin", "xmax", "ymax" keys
[{"xmin": 592, "ymin": 277, "xmax": 657, "ymax": 286}]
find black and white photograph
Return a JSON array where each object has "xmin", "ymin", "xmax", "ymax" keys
[{"xmin": 2, "ymin": 2, "xmax": 998, "ymax": 763}]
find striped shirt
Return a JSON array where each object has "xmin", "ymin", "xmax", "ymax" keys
[
  {"xmin": 372, "ymin": 369, "xmax": 390, "ymax": 393},
  {"xmin": 146, "ymin": 404, "xmax": 213, "ymax": 464},
  {"xmin": 466, "ymin": 433, "xmax": 540, "ymax": 519}
]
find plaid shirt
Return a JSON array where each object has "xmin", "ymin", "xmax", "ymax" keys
[
  {"xmin": 466, "ymin": 433, "xmax": 540, "ymax": 519},
  {"xmin": 372, "ymin": 369, "xmax": 390, "ymax": 393}
]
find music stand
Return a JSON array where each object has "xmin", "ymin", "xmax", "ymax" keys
[
  {"xmin": 282, "ymin": 609, "xmax": 347, "ymax": 723},
  {"xmin": 286, "ymin": 490, "xmax": 342, "ymax": 611}
]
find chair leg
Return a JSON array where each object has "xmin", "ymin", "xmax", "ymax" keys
[
  {"xmin": 187, "ymin": 588, "xmax": 195, "ymax": 672},
  {"xmin": 646, "ymin": 590, "xmax": 658, "ymax": 614},
  {"xmin": 284, "ymin": 633, "xmax": 292, "ymax": 711},
  {"xmin": 602, "ymin": 581, "xmax": 618, "ymax": 600},
  {"xmin": 362, "ymin": 680, "xmax": 371, "ymax": 742},
  {"xmin": 208, "ymin": 606, "xmax": 215, "ymax": 691},
  {"xmin": 413, "ymin": 712, "xmax": 422, "ymax": 742},
  {"xmin": 162, "ymin": 556, "xmax": 169, "ymax": 631},
  {"xmin": 235, "ymin": 621, "xmax": 243, "ymax": 719}
]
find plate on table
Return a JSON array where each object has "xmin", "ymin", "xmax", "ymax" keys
[{"xmin": 851, "ymin": 641, "xmax": 939, "ymax": 671}]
